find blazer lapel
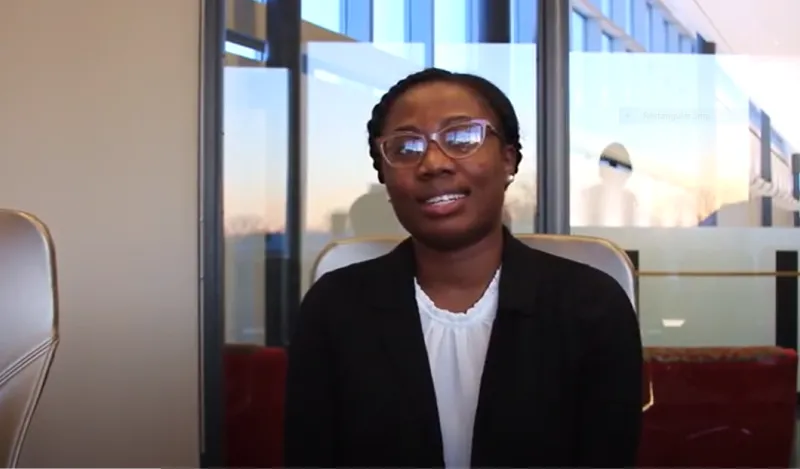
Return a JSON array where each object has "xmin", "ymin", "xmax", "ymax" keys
[
  {"xmin": 473, "ymin": 229, "xmax": 548, "ymax": 453},
  {"xmin": 366, "ymin": 238, "xmax": 444, "ymax": 457}
]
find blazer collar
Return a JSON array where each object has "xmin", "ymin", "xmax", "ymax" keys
[{"xmin": 366, "ymin": 226, "xmax": 542, "ymax": 314}]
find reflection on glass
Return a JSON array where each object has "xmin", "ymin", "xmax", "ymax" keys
[
  {"xmin": 624, "ymin": 0, "xmax": 633, "ymax": 35},
  {"xmin": 223, "ymin": 67, "xmax": 289, "ymax": 344},
  {"xmin": 568, "ymin": 0, "xmax": 800, "ymax": 359},
  {"xmin": 601, "ymin": 33, "xmax": 613, "ymax": 52},
  {"xmin": 601, "ymin": 0, "xmax": 613, "ymax": 18},
  {"xmin": 570, "ymin": 11, "xmax": 587, "ymax": 51},
  {"xmin": 372, "ymin": 0, "xmax": 407, "ymax": 57},
  {"xmin": 577, "ymin": 143, "xmax": 639, "ymax": 227},
  {"xmin": 433, "ymin": 0, "xmax": 469, "ymax": 71},
  {"xmin": 302, "ymin": 0, "xmax": 342, "ymax": 33},
  {"xmin": 225, "ymin": 42, "xmax": 263, "ymax": 61},
  {"xmin": 221, "ymin": 0, "xmax": 800, "ymax": 369}
]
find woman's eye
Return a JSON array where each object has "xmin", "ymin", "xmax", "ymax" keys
[
  {"xmin": 398, "ymin": 139, "xmax": 423, "ymax": 155},
  {"xmin": 445, "ymin": 126, "xmax": 481, "ymax": 149}
]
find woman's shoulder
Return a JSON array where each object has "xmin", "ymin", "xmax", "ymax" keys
[
  {"xmin": 509, "ymin": 237, "xmax": 622, "ymax": 289},
  {"xmin": 513, "ymin": 240, "xmax": 635, "ymax": 321},
  {"xmin": 315, "ymin": 252, "xmax": 393, "ymax": 286},
  {"xmin": 304, "ymin": 252, "xmax": 397, "ymax": 306}
]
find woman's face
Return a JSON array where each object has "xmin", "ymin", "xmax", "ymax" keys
[{"xmin": 379, "ymin": 81, "xmax": 515, "ymax": 249}]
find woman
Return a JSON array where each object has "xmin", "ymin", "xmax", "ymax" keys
[{"xmin": 284, "ymin": 68, "xmax": 643, "ymax": 468}]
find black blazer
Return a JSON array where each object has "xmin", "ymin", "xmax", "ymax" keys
[{"xmin": 284, "ymin": 229, "xmax": 643, "ymax": 468}]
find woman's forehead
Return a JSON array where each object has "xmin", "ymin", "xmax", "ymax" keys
[{"xmin": 383, "ymin": 81, "xmax": 494, "ymax": 131}]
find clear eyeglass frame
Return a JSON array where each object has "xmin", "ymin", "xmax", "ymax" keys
[{"xmin": 375, "ymin": 118, "xmax": 499, "ymax": 168}]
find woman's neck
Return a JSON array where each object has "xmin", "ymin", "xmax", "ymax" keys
[{"xmin": 413, "ymin": 226, "xmax": 504, "ymax": 292}]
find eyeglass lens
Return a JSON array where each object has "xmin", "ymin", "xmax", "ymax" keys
[{"xmin": 382, "ymin": 121, "xmax": 487, "ymax": 166}]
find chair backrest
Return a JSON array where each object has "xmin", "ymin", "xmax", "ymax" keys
[
  {"xmin": 0, "ymin": 210, "xmax": 60, "ymax": 468},
  {"xmin": 312, "ymin": 234, "xmax": 636, "ymax": 306}
]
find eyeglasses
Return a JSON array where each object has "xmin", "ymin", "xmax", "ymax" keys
[{"xmin": 376, "ymin": 118, "xmax": 499, "ymax": 168}]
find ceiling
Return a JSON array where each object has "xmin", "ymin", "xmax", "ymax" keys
[
  {"xmin": 661, "ymin": 0, "xmax": 800, "ymax": 149},
  {"xmin": 661, "ymin": 0, "xmax": 800, "ymax": 55}
]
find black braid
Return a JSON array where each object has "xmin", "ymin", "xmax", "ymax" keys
[{"xmin": 366, "ymin": 67, "xmax": 523, "ymax": 183}]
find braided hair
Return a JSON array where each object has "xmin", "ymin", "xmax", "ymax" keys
[{"xmin": 366, "ymin": 68, "xmax": 523, "ymax": 183}]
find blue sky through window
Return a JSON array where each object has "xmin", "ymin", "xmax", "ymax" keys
[
  {"xmin": 302, "ymin": 0, "xmax": 342, "ymax": 33},
  {"xmin": 373, "ymin": 0, "xmax": 406, "ymax": 44},
  {"xmin": 571, "ymin": 11, "xmax": 587, "ymax": 51},
  {"xmin": 601, "ymin": 33, "xmax": 613, "ymax": 52},
  {"xmin": 434, "ymin": 0, "xmax": 469, "ymax": 70}
]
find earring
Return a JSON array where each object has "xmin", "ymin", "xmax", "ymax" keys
[{"xmin": 506, "ymin": 174, "xmax": 515, "ymax": 184}]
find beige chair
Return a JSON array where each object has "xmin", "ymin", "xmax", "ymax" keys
[
  {"xmin": 311, "ymin": 233, "xmax": 653, "ymax": 411},
  {"xmin": 0, "ymin": 210, "xmax": 60, "ymax": 467},
  {"xmin": 312, "ymin": 234, "xmax": 635, "ymax": 304}
]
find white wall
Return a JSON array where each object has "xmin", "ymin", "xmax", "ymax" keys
[{"xmin": 0, "ymin": 0, "xmax": 201, "ymax": 466}]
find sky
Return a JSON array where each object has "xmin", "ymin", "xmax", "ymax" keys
[{"xmin": 222, "ymin": 1, "xmax": 799, "ymax": 232}]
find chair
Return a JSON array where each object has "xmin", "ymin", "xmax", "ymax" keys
[
  {"xmin": 0, "ymin": 209, "xmax": 60, "ymax": 468},
  {"xmin": 312, "ymin": 234, "xmax": 635, "ymax": 304},
  {"xmin": 311, "ymin": 233, "xmax": 652, "ymax": 411}
]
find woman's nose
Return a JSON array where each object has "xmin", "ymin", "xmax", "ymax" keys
[{"xmin": 417, "ymin": 141, "xmax": 455, "ymax": 177}]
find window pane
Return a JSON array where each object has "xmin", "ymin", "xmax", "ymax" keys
[
  {"xmin": 434, "ymin": 0, "xmax": 469, "ymax": 70},
  {"xmin": 510, "ymin": 0, "xmax": 538, "ymax": 43},
  {"xmin": 373, "ymin": 0, "xmax": 406, "ymax": 45},
  {"xmin": 569, "ymin": 0, "xmax": 800, "ymax": 368},
  {"xmin": 222, "ymin": 66, "xmax": 289, "ymax": 344},
  {"xmin": 571, "ymin": 11, "xmax": 586, "ymax": 51},
  {"xmin": 601, "ymin": 33, "xmax": 613, "ymax": 52},
  {"xmin": 373, "ymin": 0, "xmax": 411, "ymax": 58},
  {"xmin": 302, "ymin": 0, "xmax": 342, "ymax": 33},
  {"xmin": 434, "ymin": 0, "xmax": 467, "ymax": 43},
  {"xmin": 624, "ymin": 0, "xmax": 633, "ymax": 34},
  {"xmin": 601, "ymin": 0, "xmax": 613, "ymax": 17},
  {"xmin": 225, "ymin": 42, "xmax": 263, "ymax": 61},
  {"xmin": 679, "ymin": 35, "xmax": 694, "ymax": 53},
  {"xmin": 644, "ymin": 3, "xmax": 654, "ymax": 50}
]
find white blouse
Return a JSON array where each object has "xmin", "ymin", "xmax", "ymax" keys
[{"xmin": 414, "ymin": 269, "xmax": 501, "ymax": 469}]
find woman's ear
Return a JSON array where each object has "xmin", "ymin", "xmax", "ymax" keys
[
  {"xmin": 504, "ymin": 174, "xmax": 515, "ymax": 190},
  {"xmin": 502, "ymin": 145, "xmax": 517, "ymax": 175}
]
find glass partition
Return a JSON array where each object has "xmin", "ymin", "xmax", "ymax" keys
[
  {"xmin": 222, "ymin": 0, "xmax": 800, "ymax": 371},
  {"xmin": 571, "ymin": 53, "xmax": 800, "ymax": 349},
  {"xmin": 566, "ymin": 1, "xmax": 800, "ymax": 390},
  {"xmin": 223, "ymin": 66, "xmax": 289, "ymax": 344}
]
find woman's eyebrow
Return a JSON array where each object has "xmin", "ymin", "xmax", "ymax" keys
[
  {"xmin": 391, "ymin": 115, "xmax": 475, "ymax": 133},
  {"xmin": 439, "ymin": 114, "xmax": 473, "ymax": 126},
  {"xmin": 391, "ymin": 124, "xmax": 421, "ymax": 132}
]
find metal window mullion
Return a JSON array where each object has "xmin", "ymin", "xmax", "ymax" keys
[
  {"xmin": 200, "ymin": 0, "xmax": 226, "ymax": 467},
  {"xmin": 266, "ymin": 0, "xmax": 302, "ymax": 345},
  {"xmin": 535, "ymin": 0, "xmax": 571, "ymax": 234},
  {"xmin": 792, "ymin": 153, "xmax": 800, "ymax": 227},
  {"xmin": 474, "ymin": 0, "xmax": 511, "ymax": 43}
]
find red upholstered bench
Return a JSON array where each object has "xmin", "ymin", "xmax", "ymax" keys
[
  {"xmin": 223, "ymin": 344, "xmax": 797, "ymax": 468},
  {"xmin": 224, "ymin": 344, "xmax": 287, "ymax": 468},
  {"xmin": 638, "ymin": 346, "xmax": 797, "ymax": 468}
]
